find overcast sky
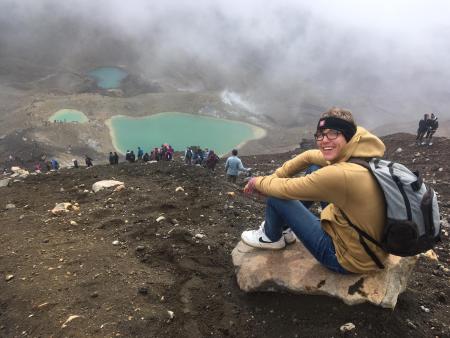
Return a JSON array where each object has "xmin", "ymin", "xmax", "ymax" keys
[{"xmin": 1, "ymin": 0, "xmax": 449, "ymax": 126}]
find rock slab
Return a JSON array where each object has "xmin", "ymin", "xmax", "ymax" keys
[
  {"xmin": 232, "ymin": 241, "xmax": 417, "ymax": 309},
  {"xmin": 92, "ymin": 180, "xmax": 124, "ymax": 193}
]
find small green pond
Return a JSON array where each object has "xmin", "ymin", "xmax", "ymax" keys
[
  {"xmin": 48, "ymin": 109, "xmax": 88, "ymax": 123},
  {"xmin": 88, "ymin": 67, "xmax": 128, "ymax": 89}
]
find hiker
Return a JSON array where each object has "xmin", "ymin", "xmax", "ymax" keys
[
  {"xmin": 143, "ymin": 152, "xmax": 150, "ymax": 162},
  {"xmin": 125, "ymin": 150, "xmax": 131, "ymax": 162},
  {"xmin": 194, "ymin": 148, "xmax": 204, "ymax": 165},
  {"xmin": 51, "ymin": 159, "xmax": 59, "ymax": 170},
  {"xmin": 85, "ymin": 155, "xmax": 93, "ymax": 167},
  {"xmin": 416, "ymin": 113, "xmax": 429, "ymax": 145},
  {"xmin": 167, "ymin": 145, "xmax": 174, "ymax": 160},
  {"xmin": 113, "ymin": 152, "xmax": 119, "ymax": 164},
  {"xmin": 185, "ymin": 147, "xmax": 193, "ymax": 165},
  {"xmin": 425, "ymin": 113, "xmax": 439, "ymax": 145},
  {"xmin": 225, "ymin": 149, "xmax": 250, "ymax": 183},
  {"xmin": 137, "ymin": 147, "xmax": 144, "ymax": 161},
  {"xmin": 205, "ymin": 150, "xmax": 219, "ymax": 171},
  {"xmin": 241, "ymin": 107, "xmax": 388, "ymax": 274},
  {"xmin": 129, "ymin": 151, "xmax": 136, "ymax": 163},
  {"xmin": 73, "ymin": 159, "xmax": 79, "ymax": 168},
  {"xmin": 109, "ymin": 152, "xmax": 115, "ymax": 165},
  {"xmin": 34, "ymin": 163, "xmax": 42, "ymax": 173}
]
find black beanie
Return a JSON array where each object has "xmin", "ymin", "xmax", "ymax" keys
[{"xmin": 316, "ymin": 116, "xmax": 357, "ymax": 142}]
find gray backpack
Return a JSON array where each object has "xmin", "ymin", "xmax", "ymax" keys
[{"xmin": 343, "ymin": 158, "xmax": 441, "ymax": 269}]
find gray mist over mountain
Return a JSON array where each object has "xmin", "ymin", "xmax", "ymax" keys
[{"xmin": 1, "ymin": 0, "xmax": 450, "ymax": 128}]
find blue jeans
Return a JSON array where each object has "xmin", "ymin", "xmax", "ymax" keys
[{"xmin": 263, "ymin": 165, "xmax": 349, "ymax": 274}]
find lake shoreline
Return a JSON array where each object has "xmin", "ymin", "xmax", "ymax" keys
[{"xmin": 105, "ymin": 112, "xmax": 267, "ymax": 156}]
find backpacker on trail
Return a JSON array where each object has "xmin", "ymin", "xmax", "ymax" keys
[{"xmin": 345, "ymin": 158, "xmax": 441, "ymax": 268}]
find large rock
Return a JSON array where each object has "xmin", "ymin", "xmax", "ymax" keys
[
  {"xmin": 92, "ymin": 180, "xmax": 124, "ymax": 193},
  {"xmin": 11, "ymin": 166, "xmax": 29, "ymax": 178},
  {"xmin": 50, "ymin": 202, "xmax": 79, "ymax": 215},
  {"xmin": 232, "ymin": 241, "xmax": 417, "ymax": 309}
]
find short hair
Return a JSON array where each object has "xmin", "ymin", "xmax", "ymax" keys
[
  {"xmin": 232, "ymin": 149, "xmax": 238, "ymax": 156},
  {"xmin": 321, "ymin": 107, "xmax": 355, "ymax": 125}
]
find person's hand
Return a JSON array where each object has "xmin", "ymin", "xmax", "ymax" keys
[{"xmin": 244, "ymin": 177, "xmax": 257, "ymax": 195}]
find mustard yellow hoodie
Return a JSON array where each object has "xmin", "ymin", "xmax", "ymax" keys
[{"xmin": 255, "ymin": 127, "xmax": 388, "ymax": 273}]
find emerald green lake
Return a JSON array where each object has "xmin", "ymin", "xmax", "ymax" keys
[
  {"xmin": 88, "ymin": 67, "xmax": 128, "ymax": 89},
  {"xmin": 108, "ymin": 112, "xmax": 264, "ymax": 155},
  {"xmin": 48, "ymin": 109, "xmax": 88, "ymax": 123}
]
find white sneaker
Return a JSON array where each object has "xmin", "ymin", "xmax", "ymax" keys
[
  {"xmin": 283, "ymin": 228, "xmax": 297, "ymax": 244},
  {"xmin": 241, "ymin": 222, "xmax": 286, "ymax": 250}
]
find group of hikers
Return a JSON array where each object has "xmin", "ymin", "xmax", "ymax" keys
[
  {"xmin": 30, "ymin": 155, "xmax": 93, "ymax": 173},
  {"xmin": 116, "ymin": 144, "xmax": 175, "ymax": 164},
  {"xmin": 416, "ymin": 112, "xmax": 439, "ymax": 145},
  {"xmin": 184, "ymin": 147, "xmax": 220, "ymax": 170}
]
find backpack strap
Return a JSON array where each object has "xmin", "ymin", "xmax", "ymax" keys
[
  {"xmin": 340, "ymin": 210, "xmax": 385, "ymax": 269},
  {"xmin": 348, "ymin": 157, "xmax": 371, "ymax": 169}
]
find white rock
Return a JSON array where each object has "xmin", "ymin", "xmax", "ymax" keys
[
  {"xmin": 340, "ymin": 323, "xmax": 356, "ymax": 332},
  {"xmin": 70, "ymin": 220, "xmax": 78, "ymax": 226},
  {"xmin": 5, "ymin": 203, "xmax": 16, "ymax": 210},
  {"xmin": 5, "ymin": 274, "xmax": 14, "ymax": 281},
  {"xmin": 156, "ymin": 216, "xmax": 166, "ymax": 223},
  {"xmin": 232, "ymin": 241, "xmax": 417, "ymax": 309},
  {"xmin": 420, "ymin": 305, "xmax": 430, "ymax": 313},
  {"xmin": 175, "ymin": 186, "xmax": 184, "ymax": 192},
  {"xmin": 92, "ymin": 180, "xmax": 124, "ymax": 193},
  {"xmin": 438, "ymin": 168, "xmax": 443, "ymax": 172},
  {"xmin": 395, "ymin": 147, "xmax": 403, "ymax": 153},
  {"xmin": 167, "ymin": 310, "xmax": 175, "ymax": 320},
  {"xmin": 61, "ymin": 315, "xmax": 82, "ymax": 328},
  {"xmin": 195, "ymin": 234, "xmax": 205, "ymax": 239},
  {"xmin": 0, "ymin": 178, "xmax": 11, "ymax": 188},
  {"xmin": 112, "ymin": 240, "xmax": 120, "ymax": 246},
  {"xmin": 50, "ymin": 203, "xmax": 73, "ymax": 215}
]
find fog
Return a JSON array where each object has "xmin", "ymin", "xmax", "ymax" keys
[{"xmin": 1, "ymin": 0, "xmax": 450, "ymax": 127}]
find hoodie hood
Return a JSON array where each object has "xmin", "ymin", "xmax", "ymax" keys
[{"xmin": 331, "ymin": 126, "xmax": 385, "ymax": 164}]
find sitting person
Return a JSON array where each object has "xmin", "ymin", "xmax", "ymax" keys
[{"xmin": 241, "ymin": 107, "xmax": 388, "ymax": 274}]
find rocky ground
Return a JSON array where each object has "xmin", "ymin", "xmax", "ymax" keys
[{"xmin": 0, "ymin": 133, "xmax": 449, "ymax": 337}]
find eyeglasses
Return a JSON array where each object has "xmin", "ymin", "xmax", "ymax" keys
[{"xmin": 314, "ymin": 130, "xmax": 341, "ymax": 141}]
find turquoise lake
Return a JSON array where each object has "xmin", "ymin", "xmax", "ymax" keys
[
  {"xmin": 108, "ymin": 112, "xmax": 264, "ymax": 155},
  {"xmin": 48, "ymin": 109, "xmax": 88, "ymax": 123},
  {"xmin": 88, "ymin": 67, "xmax": 128, "ymax": 89}
]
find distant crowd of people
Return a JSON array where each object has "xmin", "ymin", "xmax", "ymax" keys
[
  {"xmin": 184, "ymin": 147, "xmax": 220, "ymax": 170},
  {"xmin": 416, "ymin": 112, "xmax": 439, "ymax": 146},
  {"xmin": 9, "ymin": 144, "xmax": 254, "ymax": 185}
]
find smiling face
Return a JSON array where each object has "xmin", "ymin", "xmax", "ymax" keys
[{"xmin": 316, "ymin": 128, "xmax": 348, "ymax": 161}]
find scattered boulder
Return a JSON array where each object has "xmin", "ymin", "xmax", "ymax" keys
[
  {"xmin": 11, "ymin": 166, "xmax": 29, "ymax": 178},
  {"xmin": 5, "ymin": 203, "xmax": 16, "ymax": 210},
  {"xmin": 232, "ymin": 241, "xmax": 417, "ymax": 309},
  {"xmin": 340, "ymin": 323, "xmax": 356, "ymax": 332},
  {"xmin": 0, "ymin": 178, "xmax": 11, "ymax": 188},
  {"xmin": 92, "ymin": 180, "xmax": 124, "ymax": 193},
  {"xmin": 50, "ymin": 202, "xmax": 75, "ymax": 215},
  {"xmin": 175, "ymin": 186, "xmax": 184, "ymax": 192}
]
